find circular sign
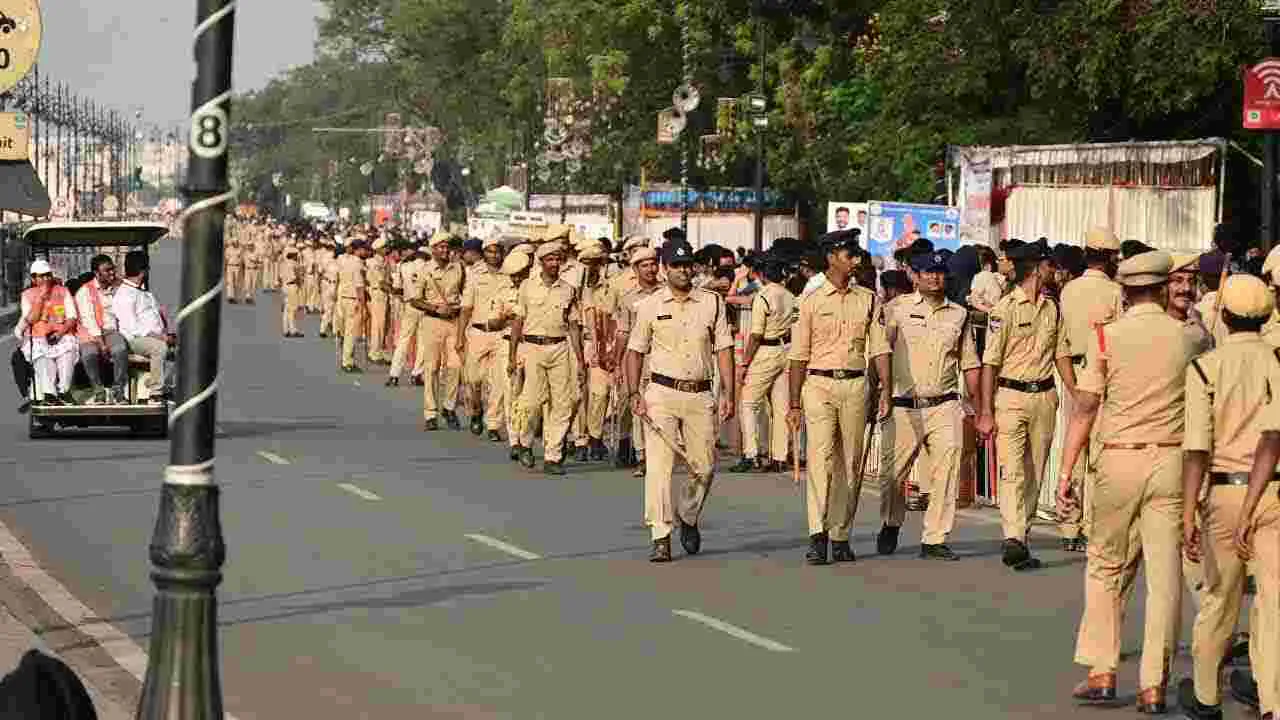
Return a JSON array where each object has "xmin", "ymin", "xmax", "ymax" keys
[{"xmin": 0, "ymin": 0, "xmax": 41, "ymax": 96}]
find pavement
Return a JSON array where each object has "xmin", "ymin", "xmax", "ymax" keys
[{"xmin": 0, "ymin": 239, "xmax": 1261, "ymax": 718}]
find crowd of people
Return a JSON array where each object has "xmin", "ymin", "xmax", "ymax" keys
[{"xmin": 225, "ymin": 214, "xmax": 1280, "ymax": 718}]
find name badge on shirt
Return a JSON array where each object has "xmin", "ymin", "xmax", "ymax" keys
[{"xmin": 657, "ymin": 314, "xmax": 672, "ymax": 321}]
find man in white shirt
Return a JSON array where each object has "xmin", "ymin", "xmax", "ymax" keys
[
  {"xmin": 74, "ymin": 254, "xmax": 129, "ymax": 403},
  {"xmin": 18, "ymin": 260, "xmax": 79, "ymax": 403},
  {"xmin": 111, "ymin": 251, "xmax": 174, "ymax": 402}
]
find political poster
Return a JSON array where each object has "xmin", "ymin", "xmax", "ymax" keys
[
  {"xmin": 865, "ymin": 201, "xmax": 961, "ymax": 258},
  {"xmin": 825, "ymin": 202, "xmax": 868, "ymax": 235}
]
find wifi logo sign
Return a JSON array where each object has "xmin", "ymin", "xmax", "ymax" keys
[{"xmin": 1255, "ymin": 60, "xmax": 1280, "ymax": 99}]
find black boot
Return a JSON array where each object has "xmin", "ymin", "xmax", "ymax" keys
[
  {"xmin": 1177, "ymin": 678, "xmax": 1223, "ymax": 719},
  {"xmin": 589, "ymin": 438, "xmax": 608, "ymax": 460},
  {"xmin": 1002, "ymin": 538, "xmax": 1042, "ymax": 571},
  {"xmin": 443, "ymin": 410, "xmax": 462, "ymax": 431},
  {"xmin": 488, "ymin": 430, "xmax": 503, "ymax": 442},
  {"xmin": 679, "ymin": 519, "xmax": 702, "ymax": 555},
  {"xmin": 876, "ymin": 525, "xmax": 900, "ymax": 555},
  {"xmin": 470, "ymin": 416, "xmax": 484, "ymax": 435},
  {"xmin": 385, "ymin": 377, "xmax": 399, "ymax": 387},
  {"xmin": 830, "ymin": 540, "xmax": 855, "ymax": 563},
  {"xmin": 728, "ymin": 456, "xmax": 757, "ymax": 473},
  {"xmin": 615, "ymin": 437, "xmax": 635, "ymax": 468},
  {"xmin": 575, "ymin": 445, "xmax": 590, "ymax": 462},
  {"xmin": 806, "ymin": 532, "xmax": 829, "ymax": 565}
]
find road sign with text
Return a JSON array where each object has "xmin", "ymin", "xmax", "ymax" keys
[
  {"xmin": 1244, "ymin": 59, "xmax": 1280, "ymax": 130},
  {"xmin": 0, "ymin": 0, "xmax": 40, "ymax": 96}
]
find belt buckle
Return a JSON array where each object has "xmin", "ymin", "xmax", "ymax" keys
[
  {"xmin": 833, "ymin": 370, "xmax": 850, "ymax": 380},
  {"xmin": 913, "ymin": 397, "xmax": 927, "ymax": 410},
  {"xmin": 675, "ymin": 379, "xmax": 696, "ymax": 392}
]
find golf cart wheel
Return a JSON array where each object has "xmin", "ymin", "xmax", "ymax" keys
[{"xmin": 28, "ymin": 416, "xmax": 53, "ymax": 439}]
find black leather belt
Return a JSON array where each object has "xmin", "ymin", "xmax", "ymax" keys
[
  {"xmin": 1210, "ymin": 472, "xmax": 1280, "ymax": 487},
  {"xmin": 808, "ymin": 369, "xmax": 865, "ymax": 380},
  {"xmin": 651, "ymin": 373, "xmax": 712, "ymax": 393},
  {"xmin": 471, "ymin": 322, "xmax": 500, "ymax": 332},
  {"xmin": 424, "ymin": 308, "xmax": 458, "ymax": 321},
  {"xmin": 998, "ymin": 377, "xmax": 1055, "ymax": 393},
  {"xmin": 759, "ymin": 332, "xmax": 791, "ymax": 347},
  {"xmin": 522, "ymin": 335, "xmax": 566, "ymax": 346},
  {"xmin": 1071, "ymin": 355, "xmax": 1086, "ymax": 367},
  {"xmin": 892, "ymin": 393, "xmax": 958, "ymax": 410}
]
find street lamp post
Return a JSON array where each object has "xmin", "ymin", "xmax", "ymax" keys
[{"xmin": 135, "ymin": 0, "xmax": 235, "ymax": 716}]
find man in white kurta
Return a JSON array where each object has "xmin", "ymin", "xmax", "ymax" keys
[{"xmin": 18, "ymin": 260, "xmax": 79, "ymax": 402}]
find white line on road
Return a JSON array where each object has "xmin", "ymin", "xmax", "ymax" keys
[
  {"xmin": 672, "ymin": 610, "xmax": 796, "ymax": 653},
  {"xmin": 464, "ymin": 533, "xmax": 542, "ymax": 561},
  {"xmin": 255, "ymin": 450, "xmax": 290, "ymax": 465},
  {"xmin": 337, "ymin": 482, "xmax": 382, "ymax": 501}
]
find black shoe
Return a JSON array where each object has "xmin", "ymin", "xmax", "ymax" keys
[
  {"xmin": 343, "ymin": 365, "xmax": 364, "ymax": 374},
  {"xmin": 469, "ymin": 417, "xmax": 484, "ymax": 435},
  {"xmin": 246, "ymin": 299, "xmax": 255, "ymax": 305},
  {"xmin": 650, "ymin": 536, "xmax": 672, "ymax": 563},
  {"xmin": 411, "ymin": 376, "xmax": 425, "ymax": 387},
  {"xmin": 1177, "ymin": 678, "xmax": 1223, "ymax": 719},
  {"xmin": 1229, "ymin": 668, "xmax": 1260, "ymax": 710},
  {"xmin": 510, "ymin": 445, "xmax": 521, "ymax": 462},
  {"xmin": 444, "ymin": 411, "xmax": 461, "ymax": 431},
  {"xmin": 228, "ymin": 299, "xmax": 239, "ymax": 304},
  {"xmin": 385, "ymin": 377, "xmax": 399, "ymax": 387},
  {"xmin": 519, "ymin": 447, "xmax": 536, "ymax": 469},
  {"xmin": 544, "ymin": 461, "xmax": 566, "ymax": 476},
  {"xmin": 877, "ymin": 525, "xmax": 900, "ymax": 555},
  {"xmin": 728, "ymin": 456, "xmax": 757, "ymax": 473},
  {"xmin": 920, "ymin": 544, "xmax": 959, "ymax": 561},
  {"xmin": 679, "ymin": 520, "xmax": 701, "ymax": 555},
  {"xmin": 615, "ymin": 437, "xmax": 636, "ymax": 468},
  {"xmin": 760, "ymin": 460, "xmax": 784, "ymax": 473},
  {"xmin": 488, "ymin": 430, "xmax": 502, "ymax": 442},
  {"xmin": 17, "ymin": 399, "xmax": 30, "ymax": 414},
  {"xmin": 318, "ymin": 331, "xmax": 327, "ymax": 338},
  {"xmin": 423, "ymin": 418, "xmax": 439, "ymax": 431},
  {"xmin": 1002, "ymin": 539, "xmax": 1042, "ymax": 571},
  {"xmin": 806, "ymin": 532, "xmax": 829, "ymax": 565},
  {"xmin": 570, "ymin": 445, "xmax": 586, "ymax": 462},
  {"xmin": 831, "ymin": 540, "xmax": 856, "ymax": 563}
]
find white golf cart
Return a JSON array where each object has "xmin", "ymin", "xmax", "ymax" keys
[{"xmin": 22, "ymin": 221, "xmax": 173, "ymax": 439}]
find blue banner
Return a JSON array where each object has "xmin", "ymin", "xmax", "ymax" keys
[{"xmin": 865, "ymin": 201, "xmax": 961, "ymax": 257}]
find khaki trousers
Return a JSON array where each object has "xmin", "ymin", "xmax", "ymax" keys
[
  {"xmin": 586, "ymin": 365, "xmax": 612, "ymax": 441},
  {"xmin": 1074, "ymin": 446, "xmax": 1183, "ymax": 690},
  {"xmin": 319, "ymin": 282, "xmax": 337, "ymax": 334},
  {"xmin": 516, "ymin": 341, "xmax": 574, "ymax": 462},
  {"xmin": 305, "ymin": 273, "xmax": 320, "ymax": 311},
  {"xmin": 336, "ymin": 298, "xmax": 361, "ymax": 367},
  {"xmin": 994, "ymin": 386, "xmax": 1059, "ymax": 540},
  {"xmin": 801, "ymin": 375, "xmax": 870, "ymax": 542},
  {"xmin": 740, "ymin": 345, "xmax": 789, "ymax": 461},
  {"xmin": 244, "ymin": 263, "xmax": 260, "ymax": 298},
  {"xmin": 367, "ymin": 292, "xmax": 389, "ymax": 361},
  {"xmin": 464, "ymin": 327, "xmax": 502, "ymax": 424},
  {"xmin": 499, "ymin": 346, "xmax": 520, "ymax": 446},
  {"xmin": 643, "ymin": 383, "xmax": 716, "ymax": 540},
  {"xmin": 390, "ymin": 305, "xmax": 428, "ymax": 378},
  {"xmin": 878, "ymin": 401, "xmax": 962, "ymax": 544},
  {"xmin": 1058, "ymin": 385, "xmax": 1092, "ymax": 539},
  {"xmin": 226, "ymin": 265, "xmax": 243, "ymax": 302},
  {"xmin": 389, "ymin": 297, "xmax": 402, "ymax": 357},
  {"xmin": 421, "ymin": 316, "xmax": 460, "ymax": 421},
  {"xmin": 282, "ymin": 284, "xmax": 301, "ymax": 335},
  {"xmin": 1192, "ymin": 483, "xmax": 1280, "ymax": 712}
]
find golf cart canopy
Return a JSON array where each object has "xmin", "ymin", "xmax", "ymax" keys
[{"xmin": 23, "ymin": 222, "xmax": 170, "ymax": 249}]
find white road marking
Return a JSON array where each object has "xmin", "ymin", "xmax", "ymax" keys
[
  {"xmin": 337, "ymin": 482, "xmax": 381, "ymax": 501},
  {"xmin": 672, "ymin": 610, "xmax": 796, "ymax": 653},
  {"xmin": 464, "ymin": 534, "xmax": 542, "ymax": 561},
  {"xmin": 255, "ymin": 450, "xmax": 290, "ymax": 465},
  {"xmin": 0, "ymin": 512, "xmax": 242, "ymax": 717}
]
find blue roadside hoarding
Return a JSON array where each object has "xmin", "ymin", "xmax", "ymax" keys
[{"xmin": 865, "ymin": 201, "xmax": 961, "ymax": 258}]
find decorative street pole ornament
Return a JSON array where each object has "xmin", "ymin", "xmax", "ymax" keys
[{"xmin": 0, "ymin": 0, "xmax": 40, "ymax": 96}]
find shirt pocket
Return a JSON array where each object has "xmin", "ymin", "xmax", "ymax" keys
[{"xmin": 813, "ymin": 311, "xmax": 840, "ymax": 341}]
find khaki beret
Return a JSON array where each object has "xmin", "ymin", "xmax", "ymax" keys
[
  {"xmin": 482, "ymin": 235, "xmax": 503, "ymax": 249},
  {"xmin": 630, "ymin": 247, "xmax": 658, "ymax": 266},
  {"xmin": 535, "ymin": 242, "xmax": 565, "ymax": 261},
  {"xmin": 1221, "ymin": 274, "xmax": 1275, "ymax": 319},
  {"xmin": 1169, "ymin": 253, "xmax": 1200, "ymax": 274},
  {"xmin": 1262, "ymin": 245, "xmax": 1280, "ymax": 280},
  {"xmin": 372, "ymin": 237, "xmax": 387, "ymax": 251},
  {"xmin": 622, "ymin": 235, "xmax": 649, "ymax": 252},
  {"xmin": 500, "ymin": 252, "xmax": 531, "ymax": 276},
  {"xmin": 577, "ymin": 242, "xmax": 605, "ymax": 262},
  {"xmin": 1084, "ymin": 227, "xmax": 1120, "ymax": 252},
  {"xmin": 1116, "ymin": 250, "xmax": 1172, "ymax": 287},
  {"xmin": 511, "ymin": 243, "xmax": 535, "ymax": 256},
  {"xmin": 542, "ymin": 224, "xmax": 572, "ymax": 243},
  {"xmin": 430, "ymin": 230, "xmax": 453, "ymax": 247}
]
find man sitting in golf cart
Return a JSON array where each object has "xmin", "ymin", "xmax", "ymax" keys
[
  {"xmin": 16, "ymin": 260, "xmax": 80, "ymax": 404},
  {"xmin": 73, "ymin": 254, "xmax": 129, "ymax": 404},
  {"xmin": 112, "ymin": 250, "xmax": 175, "ymax": 403}
]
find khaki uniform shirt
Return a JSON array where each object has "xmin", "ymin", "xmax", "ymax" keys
[
  {"xmin": 1078, "ymin": 302, "xmax": 1197, "ymax": 445},
  {"xmin": 885, "ymin": 292, "xmax": 980, "ymax": 398},
  {"xmin": 982, "ymin": 285, "xmax": 1067, "ymax": 381},
  {"xmin": 788, "ymin": 279, "xmax": 889, "ymax": 371},
  {"xmin": 601, "ymin": 268, "xmax": 639, "ymax": 317},
  {"xmin": 462, "ymin": 264, "xmax": 509, "ymax": 327},
  {"xmin": 365, "ymin": 255, "xmax": 389, "ymax": 294},
  {"xmin": 335, "ymin": 254, "xmax": 366, "ymax": 299},
  {"xmin": 492, "ymin": 283, "xmax": 519, "ymax": 337},
  {"xmin": 398, "ymin": 258, "xmax": 429, "ymax": 302},
  {"xmin": 1182, "ymin": 310, "xmax": 1214, "ymax": 356},
  {"xmin": 225, "ymin": 244, "xmax": 244, "ymax": 268},
  {"xmin": 615, "ymin": 283, "xmax": 662, "ymax": 340},
  {"xmin": 560, "ymin": 260, "xmax": 586, "ymax": 291},
  {"xmin": 1184, "ymin": 333, "xmax": 1280, "ymax": 473},
  {"xmin": 628, "ymin": 287, "xmax": 734, "ymax": 381},
  {"xmin": 515, "ymin": 274, "xmax": 578, "ymax": 337},
  {"xmin": 279, "ymin": 257, "xmax": 301, "ymax": 285},
  {"xmin": 419, "ymin": 260, "xmax": 464, "ymax": 308},
  {"xmin": 748, "ymin": 282, "xmax": 797, "ymax": 341},
  {"xmin": 1263, "ymin": 311, "xmax": 1280, "ymax": 348},
  {"xmin": 1058, "ymin": 269, "xmax": 1123, "ymax": 360},
  {"xmin": 322, "ymin": 256, "xmax": 341, "ymax": 284},
  {"xmin": 1196, "ymin": 291, "xmax": 1229, "ymax": 348}
]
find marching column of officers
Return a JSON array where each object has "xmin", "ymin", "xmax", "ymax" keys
[{"xmin": 226, "ymin": 214, "xmax": 1280, "ymax": 718}]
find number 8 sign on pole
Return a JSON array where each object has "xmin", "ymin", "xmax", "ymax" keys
[{"xmin": 0, "ymin": 0, "xmax": 40, "ymax": 95}]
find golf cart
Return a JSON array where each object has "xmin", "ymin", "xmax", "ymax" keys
[{"xmin": 21, "ymin": 221, "xmax": 173, "ymax": 439}]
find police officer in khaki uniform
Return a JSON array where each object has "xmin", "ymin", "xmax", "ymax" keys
[
  {"xmin": 224, "ymin": 237, "xmax": 245, "ymax": 304},
  {"xmin": 1169, "ymin": 253, "xmax": 1214, "ymax": 355},
  {"xmin": 412, "ymin": 231, "xmax": 465, "ymax": 430},
  {"xmin": 976, "ymin": 239, "xmax": 1066, "ymax": 571},
  {"xmin": 786, "ymin": 232, "xmax": 891, "ymax": 565},
  {"xmin": 496, "ymin": 251, "xmax": 533, "ymax": 454},
  {"xmin": 1178, "ymin": 274, "xmax": 1280, "ymax": 720},
  {"xmin": 243, "ymin": 224, "xmax": 262, "ymax": 303},
  {"xmin": 876, "ymin": 251, "xmax": 980, "ymax": 561},
  {"xmin": 1263, "ymin": 246, "xmax": 1280, "ymax": 348},
  {"xmin": 625, "ymin": 240, "xmax": 735, "ymax": 562},
  {"xmin": 508, "ymin": 242, "xmax": 586, "ymax": 475},
  {"xmin": 730, "ymin": 259, "xmax": 796, "ymax": 474},
  {"xmin": 388, "ymin": 244, "xmax": 430, "ymax": 387},
  {"xmin": 319, "ymin": 244, "xmax": 341, "ymax": 337},
  {"xmin": 335, "ymin": 241, "xmax": 369, "ymax": 372},
  {"xmin": 1055, "ymin": 227, "xmax": 1125, "ymax": 552},
  {"xmin": 612, "ymin": 247, "xmax": 663, "ymax": 474},
  {"xmin": 304, "ymin": 238, "xmax": 322, "ymax": 313},
  {"xmin": 365, "ymin": 238, "xmax": 391, "ymax": 364},
  {"xmin": 1056, "ymin": 250, "xmax": 1195, "ymax": 713},
  {"xmin": 280, "ymin": 244, "xmax": 304, "ymax": 338},
  {"xmin": 576, "ymin": 241, "xmax": 613, "ymax": 460},
  {"xmin": 457, "ymin": 236, "xmax": 508, "ymax": 437}
]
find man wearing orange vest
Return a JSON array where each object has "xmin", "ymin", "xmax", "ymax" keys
[
  {"xmin": 74, "ymin": 254, "xmax": 129, "ymax": 404},
  {"xmin": 18, "ymin": 260, "xmax": 79, "ymax": 404}
]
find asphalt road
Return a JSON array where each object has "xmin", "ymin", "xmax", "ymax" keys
[{"xmin": 0, "ymin": 240, "xmax": 1258, "ymax": 718}]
